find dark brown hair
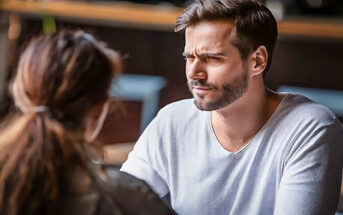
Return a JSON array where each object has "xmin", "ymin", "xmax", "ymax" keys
[
  {"xmin": 175, "ymin": 0, "xmax": 278, "ymax": 76},
  {"xmin": 0, "ymin": 30, "xmax": 120, "ymax": 214}
]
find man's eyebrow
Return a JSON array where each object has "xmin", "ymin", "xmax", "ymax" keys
[
  {"xmin": 200, "ymin": 52, "xmax": 226, "ymax": 57},
  {"xmin": 182, "ymin": 52, "xmax": 192, "ymax": 57},
  {"xmin": 182, "ymin": 52, "xmax": 226, "ymax": 57}
]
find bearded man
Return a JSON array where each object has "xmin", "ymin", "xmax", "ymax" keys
[{"xmin": 121, "ymin": 0, "xmax": 343, "ymax": 214}]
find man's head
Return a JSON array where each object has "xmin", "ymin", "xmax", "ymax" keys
[
  {"xmin": 176, "ymin": 0, "xmax": 278, "ymax": 75},
  {"xmin": 175, "ymin": 0, "xmax": 278, "ymax": 111}
]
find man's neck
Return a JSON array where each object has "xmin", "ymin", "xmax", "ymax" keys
[{"xmin": 211, "ymin": 86, "xmax": 282, "ymax": 153}]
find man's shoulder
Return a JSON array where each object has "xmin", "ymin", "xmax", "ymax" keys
[
  {"xmin": 150, "ymin": 98, "xmax": 206, "ymax": 131},
  {"xmin": 157, "ymin": 98, "xmax": 198, "ymax": 117},
  {"xmin": 279, "ymin": 93, "xmax": 338, "ymax": 127}
]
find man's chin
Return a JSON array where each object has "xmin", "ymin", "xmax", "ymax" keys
[
  {"xmin": 193, "ymin": 96, "xmax": 237, "ymax": 111},
  {"xmin": 194, "ymin": 98, "xmax": 215, "ymax": 111}
]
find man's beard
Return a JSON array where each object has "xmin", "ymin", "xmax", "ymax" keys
[{"xmin": 188, "ymin": 69, "xmax": 249, "ymax": 111}]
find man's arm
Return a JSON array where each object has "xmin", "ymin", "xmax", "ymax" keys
[
  {"xmin": 274, "ymin": 121, "xmax": 343, "ymax": 215},
  {"xmin": 120, "ymin": 116, "xmax": 170, "ymax": 198}
]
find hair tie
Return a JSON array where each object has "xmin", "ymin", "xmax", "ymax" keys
[{"xmin": 30, "ymin": 106, "xmax": 49, "ymax": 114}]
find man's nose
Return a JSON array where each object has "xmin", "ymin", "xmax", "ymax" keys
[{"xmin": 187, "ymin": 59, "xmax": 207, "ymax": 80}]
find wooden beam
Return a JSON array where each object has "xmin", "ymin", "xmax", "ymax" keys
[
  {"xmin": 1, "ymin": 1, "xmax": 183, "ymax": 31},
  {"xmin": 278, "ymin": 19, "xmax": 343, "ymax": 40},
  {"xmin": 1, "ymin": 0, "xmax": 343, "ymax": 38}
]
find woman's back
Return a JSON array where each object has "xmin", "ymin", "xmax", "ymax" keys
[{"xmin": 0, "ymin": 30, "xmax": 174, "ymax": 215}]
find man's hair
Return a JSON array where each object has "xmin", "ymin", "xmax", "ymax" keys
[{"xmin": 175, "ymin": 0, "xmax": 278, "ymax": 76}]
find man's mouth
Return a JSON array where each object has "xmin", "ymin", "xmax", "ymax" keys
[
  {"xmin": 188, "ymin": 80, "xmax": 216, "ymax": 95},
  {"xmin": 192, "ymin": 86, "xmax": 211, "ymax": 94},
  {"xmin": 192, "ymin": 86, "xmax": 210, "ymax": 90}
]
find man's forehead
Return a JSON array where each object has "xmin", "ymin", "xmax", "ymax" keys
[{"xmin": 184, "ymin": 20, "xmax": 236, "ymax": 52}]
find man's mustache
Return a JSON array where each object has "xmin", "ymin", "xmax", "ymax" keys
[{"xmin": 188, "ymin": 80, "xmax": 217, "ymax": 89}]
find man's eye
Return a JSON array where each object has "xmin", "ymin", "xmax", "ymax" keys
[
  {"xmin": 208, "ymin": 56, "xmax": 220, "ymax": 61},
  {"xmin": 184, "ymin": 56, "xmax": 195, "ymax": 61}
]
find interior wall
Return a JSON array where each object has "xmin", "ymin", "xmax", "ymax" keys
[{"xmin": 10, "ymin": 18, "xmax": 343, "ymax": 143}]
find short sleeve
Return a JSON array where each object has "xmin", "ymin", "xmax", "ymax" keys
[
  {"xmin": 274, "ymin": 120, "xmax": 343, "ymax": 215},
  {"xmin": 120, "ymin": 116, "xmax": 169, "ymax": 197}
]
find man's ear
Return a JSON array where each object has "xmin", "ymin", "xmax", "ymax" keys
[{"xmin": 250, "ymin": 45, "xmax": 268, "ymax": 77}]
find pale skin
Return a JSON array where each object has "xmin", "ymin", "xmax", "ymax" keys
[
  {"xmin": 66, "ymin": 99, "xmax": 110, "ymax": 195},
  {"xmin": 84, "ymin": 100, "xmax": 110, "ymax": 143},
  {"xmin": 184, "ymin": 20, "xmax": 283, "ymax": 153}
]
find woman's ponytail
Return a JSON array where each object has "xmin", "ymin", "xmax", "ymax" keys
[{"xmin": 0, "ymin": 111, "xmax": 88, "ymax": 215}]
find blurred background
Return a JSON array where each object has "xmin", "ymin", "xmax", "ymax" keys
[
  {"xmin": 0, "ymin": 0, "xmax": 343, "ymax": 164},
  {"xmin": 0, "ymin": 0, "xmax": 343, "ymax": 211}
]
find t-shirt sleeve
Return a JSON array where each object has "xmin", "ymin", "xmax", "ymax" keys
[
  {"xmin": 120, "ymin": 116, "xmax": 169, "ymax": 197},
  {"xmin": 274, "ymin": 120, "xmax": 343, "ymax": 215}
]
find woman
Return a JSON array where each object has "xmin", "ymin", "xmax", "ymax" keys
[{"xmin": 0, "ymin": 30, "xmax": 174, "ymax": 215}]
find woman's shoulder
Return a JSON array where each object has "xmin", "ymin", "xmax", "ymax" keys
[
  {"xmin": 59, "ymin": 163, "xmax": 175, "ymax": 215},
  {"xmin": 103, "ymin": 165, "xmax": 175, "ymax": 215}
]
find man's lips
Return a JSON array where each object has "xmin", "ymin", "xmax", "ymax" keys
[
  {"xmin": 192, "ymin": 86, "xmax": 212, "ymax": 94},
  {"xmin": 193, "ymin": 86, "xmax": 211, "ymax": 90},
  {"xmin": 188, "ymin": 80, "xmax": 216, "ymax": 95}
]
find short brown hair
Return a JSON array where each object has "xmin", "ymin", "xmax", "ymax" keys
[{"xmin": 175, "ymin": 0, "xmax": 278, "ymax": 76}]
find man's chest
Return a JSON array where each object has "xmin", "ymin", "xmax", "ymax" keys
[{"xmin": 167, "ymin": 146, "xmax": 282, "ymax": 215}]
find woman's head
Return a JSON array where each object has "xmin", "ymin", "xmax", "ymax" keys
[
  {"xmin": 11, "ymin": 30, "xmax": 120, "ymax": 133},
  {"xmin": 0, "ymin": 30, "xmax": 121, "ymax": 214}
]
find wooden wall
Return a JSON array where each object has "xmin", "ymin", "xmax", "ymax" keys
[{"xmin": 7, "ymin": 17, "xmax": 343, "ymax": 143}]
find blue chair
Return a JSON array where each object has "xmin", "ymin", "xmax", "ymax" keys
[{"xmin": 109, "ymin": 74, "xmax": 167, "ymax": 133}]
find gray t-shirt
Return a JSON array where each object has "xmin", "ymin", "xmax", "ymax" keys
[{"xmin": 121, "ymin": 94, "xmax": 343, "ymax": 215}]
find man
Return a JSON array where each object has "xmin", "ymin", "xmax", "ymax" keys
[{"xmin": 121, "ymin": 0, "xmax": 343, "ymax": 214}]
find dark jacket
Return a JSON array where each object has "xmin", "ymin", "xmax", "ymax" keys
[{"xmin": 58, "ymin": 162, "xmax": 175, "ymax": 215}]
